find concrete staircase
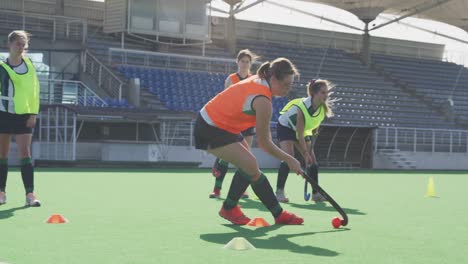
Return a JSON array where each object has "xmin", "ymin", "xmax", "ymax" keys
[{"xmin": 378, "ymin": 149, "xmax": 416, "ymax": 169}]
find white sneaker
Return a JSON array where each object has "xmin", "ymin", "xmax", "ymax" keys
[
  {"xmin": 0, "ymin": 192, "xmax": 6, "ymax": 205},
  {"xmin": 275, "ymin": 189, "xmax": 289, "ymax": 203},
  {"xmin": 25, "ymin": 193, "xmax": 41, "ymax": 207},
  {"xmin": 312, "ymin": 192, "xmax": 327, "ymax": 202}
]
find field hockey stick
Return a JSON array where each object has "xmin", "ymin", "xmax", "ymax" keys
[
  {"xmin": 304, "ymin": 178, "xmax": 311, "ymax": 201},
  {"xmin": 303, "ymin": 163, "xmax": 311, "ymax": 201},
  {"xmin": 302, "ymin": 169, "xmax": 349, "ymax": 226},
  {"xmin": 303, "ymin": 156, "xmax": 312, "ymax": 201}
]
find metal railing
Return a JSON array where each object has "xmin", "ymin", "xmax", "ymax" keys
[
  {"xmin": 38, "ymin": 105, "xmax": 77, "ymax": 161},
  {"xmin": 374, "ymin": 127, "xmax": 468, "ymax": 153},
  {"xmin": 39, "ymin": 78, "xmax": 108, "ymax": 107},
  {"xmin": 108, "ymin": 47, "xmax": 239, "ymax": 74},
  {"xmin": 151, "ymin": 120, "xmax": 194, "ymax": 160},
  {"xmin": 82, "ymin": 49, "xmax": 124, "ymax": 100},
  {"xmin": 0, "ymin": 9, "xmax": 87, "ymax": 44}
]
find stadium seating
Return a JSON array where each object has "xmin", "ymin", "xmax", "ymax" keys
[
  {"xmin": 116, "ymin": 65, "xmax": 289, "ymax": 119},
  {"xmin": 236, "ymin": 39, "xmax": 456, "ymax": 129},
  {"xmin": 107, "ymin": 37, "xmax": 459, "ymax": 129},
  {"xmin": 372, "ymin": 54, "xmax": 468, "ymax": 120}
]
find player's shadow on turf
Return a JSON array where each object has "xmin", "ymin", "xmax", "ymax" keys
[
  {"xmin": 288, "ymin": 201, "xmax": 366, "ymax": 215},
  {"xmin": 237, "ymin": 198, "xmax": 269, "ymax": 211},
  {"xmin": 212, "ymin": 197, "xmax": 268, "ymax": 212},
  {"xmin": 213, "ymin": 197, "xmax": 365, "ymax": 215},
  {"xmin": 200, "ymin": 224, "xmax": 349, "ymax": 256},
  {"xmin": 0, "ymin": 206, "xmax": 28, "ymax": 220}
]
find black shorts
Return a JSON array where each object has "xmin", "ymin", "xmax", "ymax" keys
[
  {"xmin": 276, "ymin": 123, "xmax": 311, "ymax": 142},
  {"xmin": 194, "ymin": 114, "xmax": 244, "ymax": 150},
  {"xmin": 0, "ymin": 111, "xmax": 33, "ymax": 134},
  {"xmin": 241, "ymin": 127, "xmax": 256, "ymax": 137}
]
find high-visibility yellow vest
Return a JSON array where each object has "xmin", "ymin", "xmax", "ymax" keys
[
  {"xmin": 0, "ymin": 57, "xmax": 40, "ymax": 114},
  {"xmin": 280, "ymin": 97, "xmax": 325, "ymax": 138}
]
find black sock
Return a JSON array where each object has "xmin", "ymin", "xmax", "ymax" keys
[
  {"xmin": 223, "ymin": 170, "xmax": 250, "ymax": 210},
  {"xmin": 307, "ymin": 164, "xmax": 319, "ymax": 194},
  {"xmin": 251, "ymin": 173, "xmax": 283, "ymax": 218},
  {"xmin": 0, "ymin": 159, "xmax": 7, "ymax": 192},
  {"xmin": 213, "ymin": 158, "xmax": 229, "ymax": 189},
  {"xmin": 20, "ymin": 158, "xmax": 34, "ymax": 194},
  {"xmin": 276, "ymin": 161, "xmax": 289, "ymax": 191}
]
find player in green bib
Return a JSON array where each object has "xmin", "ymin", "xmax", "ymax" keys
[{"xmin": 275, "ymin": 79, "xmax": 335, "ymax": 202}]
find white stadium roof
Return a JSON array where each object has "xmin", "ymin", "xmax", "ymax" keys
[
  {"xmin": 224, "ymin": 0, "xmax": 468, "ymax": 33},
  {"xmin": 299, "ymin": 0, "xmax": 468, "ymax": 32}
]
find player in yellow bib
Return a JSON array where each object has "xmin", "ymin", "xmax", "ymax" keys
[
  {"xmin": 275, "ymin": 79, "xmax": 335, "ymax": 202},
  {"xmin": 0, "ymin": 30, "xmax": 41, "ymax": 207}
]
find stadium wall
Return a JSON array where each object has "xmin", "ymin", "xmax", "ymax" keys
[
  {"xmin": 0, "ymin": 0, "xmax": 57, "ymax": 15},
  {"xmin": 96, "ymin": 144, "xmax": 279, "ymax": 168},
  {"xmin": 7, "ymin": 143, "xmax": 465, "ymax": 170},
  {"xmin": 63, "ymin": 0, "xmax": 104, "ymax": 25},
  {"xmin": 373, "ymin": 152, "xmax": 468, "ymax": 170},
  {"xmin": 20, "ymin": 143, "xmax": 279, "ymax": 168},
  {"xmin": 0, "ymin": 0, "xmax": 104, "ymax": 25}
]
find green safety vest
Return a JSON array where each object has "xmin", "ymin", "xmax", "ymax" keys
[
  {"xmin": 280, "ymin": 97, "xmax": 325, "ymax": 138},
  {"xmin": 0, "ymin": 57, "xmax": 40, "ymax": 114}
]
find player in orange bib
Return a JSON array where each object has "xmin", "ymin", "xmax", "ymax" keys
[
  {"xmin": 209, "ymin": 49, "xmax": 257, "ymax": 199},
  {"xmin": 194, "ymin": 58, "xmax": 304, "ymax": 225}
]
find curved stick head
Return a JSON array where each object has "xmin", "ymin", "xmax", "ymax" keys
[{"xmin": 340, "ymin": 216, "xmax": 348, "ymax": 226}]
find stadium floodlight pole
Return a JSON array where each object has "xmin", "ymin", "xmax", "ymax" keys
[
  {"xmin": 210, "ymin": 6, "xmax": 229, "ymax": 14},
  {"xmin": 266, "ymin": 0, "xmax": 363, "ymax": 32},
  {"xmin": 369, "ymin": 0, "xmax": 453, "ymax": 32},
  {"xmin": 233, "ymin": 0, "xmax": 268, "ymax": 14},
  {"xmin": 377, "ymin": 16, "xmax": 468, "ymax": 45}
]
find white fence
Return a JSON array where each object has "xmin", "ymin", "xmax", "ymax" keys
[
  {"xmin": 374, "ymin": 127, "xmax": 468, "ymax": 153},
  {"xmin": 39, "ymin": 79, "xmax": 108, "ymax": 107},
  {"xmin": 108, "ymin": 47, "xmax": 239, "ymax": 74},
  {"xmin": 0, "ymin": 9, "xmax": 87, "ymax": 44}
]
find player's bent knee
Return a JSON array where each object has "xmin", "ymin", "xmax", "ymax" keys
[{"xmin": 250, "ymin": 170, "xmax": 262, "ymax": 182}]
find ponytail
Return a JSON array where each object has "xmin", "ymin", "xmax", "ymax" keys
[
  {"xmin": 256, "ymin": 58, "xmax": 299, "ymax": 81},
  {"xmin": 256, "ymin": 61, "xmax": 271, "ymax": 79}
]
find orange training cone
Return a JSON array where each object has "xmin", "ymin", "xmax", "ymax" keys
[
  {"xmin": 46, "ymin": 214, "xmax": 68, "ymax": 224},
  {"xmin": 247, "ymin": 217, "xmax": 270, "ymax": 227}
]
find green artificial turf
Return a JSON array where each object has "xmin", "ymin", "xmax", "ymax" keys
[{"xmin": 0, "ymin": 169, "xmax": 466, "ymax": 264}]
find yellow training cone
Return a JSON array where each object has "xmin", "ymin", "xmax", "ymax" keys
[
  {"xmin": 223, "ymin": 237, "xmax": 256, "ymax": 251},
  {"xmin": 425, "ymin": 176, "xmax": 437, "ymax": 197}
]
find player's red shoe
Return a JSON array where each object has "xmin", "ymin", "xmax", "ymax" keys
[
  {"xmin": 209, "ymin": 187, "xmax": 221, "ymax": 198},
  {"xmin": 275, "ymin": 210, "xmax": 304, "ymax": 225},
  {"xmin": 219, "ymin": 205, "xmax": 251, "ymax": 225}
]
